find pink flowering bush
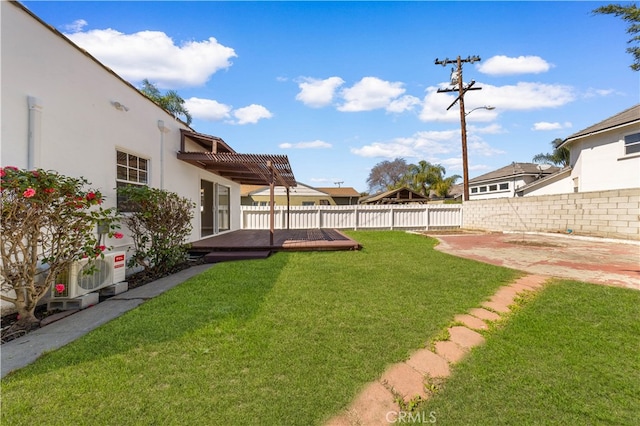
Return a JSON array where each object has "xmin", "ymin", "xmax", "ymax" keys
[{"xmin": 1, "ymin": 167, "xmax": 120, "ymax": 331}]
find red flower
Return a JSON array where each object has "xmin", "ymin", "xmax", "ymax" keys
[
  {"xmin": 44, "ymin": 188, "xmax": 55, "ymax": 194},
  {"xmin": 97, "ymin": 245, "xmax": 106, "ymax": 253},
  {"xmin": 32, "ymin": 170, "xmax": 40, "ymax": 178},
  {"xmin": 55, "ymin": 284, "xmax": 65, "ymax": 293},
  {"xmin": 86, "ymin": 192, "xmax": 96, "ymax": 201},
  {"xmin": 113, "ymin": 232, "xmax": 124, "ymax": 239},
  {"xmin": 23, "ymin": 188, "xmax": 36, "ymax": 198},
  {"xmin": 0, "ymin": 168, "xmax": 5, "ymax": 178},
  {"xmin": 5, "ymin": 166, "xmax": 18, "ymax": 171}
]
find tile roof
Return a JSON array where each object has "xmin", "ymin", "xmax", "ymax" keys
[
  {"xmin": 563, "ymin": 104, "xmax": 640, "ymax": 144},
  {"xmin": 469, "ymin": 163, "xmax": 559, "ymax": 184}
]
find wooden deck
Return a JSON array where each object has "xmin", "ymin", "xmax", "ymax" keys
[{"xmin": 190, "ymin": 229, "xmax": 361, "ymax": 254}]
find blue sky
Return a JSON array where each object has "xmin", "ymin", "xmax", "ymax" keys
[{"xmin": 22, "ymin": 1, "xmax": 639, "ymax": 192}]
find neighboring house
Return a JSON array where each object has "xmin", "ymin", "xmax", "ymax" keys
[
  {"xmin": 360, "ymin": 187, "xmax": 429, "ymax": 204},
  {"xmin": 521, "ymin": 104, "xmax": 640, "ymax": 196},
  {"xmin": 468, "ymin": 163, "xmax": 560, "ymax": 200},
  {"xmin": 1, "ymin": 2, "xmax": 294, "ymax": 244},
  {"xmin": 313, "ymin": 186, "xmax": 360, "ymax": 205},
  {"xmin": 241, "ymin": 182, "xmax": 359, "ymax": 206}
]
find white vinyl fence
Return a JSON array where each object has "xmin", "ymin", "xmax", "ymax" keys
[{"xmin": 240, "ymin": 204, "xmax": 462, "ymax": 230}]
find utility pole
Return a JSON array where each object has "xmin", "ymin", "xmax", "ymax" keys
[{"xmin": 434, "ymin": 55, "xmax": 482, "ymax": 202}]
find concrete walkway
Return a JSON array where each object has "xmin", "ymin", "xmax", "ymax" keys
[
  {"xmin": 325, "ymin": 275, "xmax": 548, "ymax": 426},
  {"xmin": 1, "ymin": 264, "xmax": 213, "ymax": 379}
]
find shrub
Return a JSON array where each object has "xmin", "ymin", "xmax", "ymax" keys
[
  {"xmin": 0, "ymin": 167, "xmax": 120, "ymax": 331},
  {"xmin": 117, "ymin": 186, "xmax": 194, "ymax": 279}
]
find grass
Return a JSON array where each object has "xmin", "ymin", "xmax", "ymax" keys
[
  {"xmin": 1, "ymin": 231, "xmax": 517, "ymax": 425},
  {"xmin": 417, "ymin": 280, "xmax": 640, "ymax": 425}
]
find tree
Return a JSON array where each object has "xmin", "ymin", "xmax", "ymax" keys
[
  {"xmin": 139, "ymin": 79, "xmax": 193, "ymax": 125},
  {"xmin": 366, "ymin": 158, "xmax": 410, "ymax": 193},
  {"xmin": 407, "ymin": 160, "xmax": 444, "ymax": 196},
  {"xmin": 532, "ymin": 138, "xmax": 570, "ymax": 167},
  {"xmin": 1, "ymin": 168, "xmax": 120, "ymax": 332},
  {"xmin": 593, "ymin": 3, "xmax": 640, "ymax": 71},
  {"xmin": 117, "ymin": 185, "xmax": 195, "ymax": 279}
]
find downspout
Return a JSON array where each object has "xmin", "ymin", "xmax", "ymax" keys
[
  {"xmin": 27, "ymin": 96, "xmax": 43, "ymax": 170},
  {"xmin": 157, "ymin": 120, "xmax": 170, "ymax": 189}
]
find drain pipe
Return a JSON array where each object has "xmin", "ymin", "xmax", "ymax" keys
[
  {"xmin": 27, "ymin": 96, "xmax": 43, "ymax": 170},
  {"xmin": 157, "ymin": 120, "xmax": 170, "ymax": 189}
]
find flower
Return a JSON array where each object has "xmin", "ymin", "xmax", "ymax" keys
[
  {"xmin": 5, "ymin": 166, "xmax": 18, "ymax": 171},
  {"xmin": 23, "ymin": 188, "xmax": 36, "ymax": 198},
  {"xmin": 86, "ymin": 192, "xmax": 96, "ymax": 201},
  {"xmin": 113, "ymin": 232, "xmax": 124, "ymax": 239},
  {"xmin": 32, "ymin": 170, "xmax": 40, "ymax": 178},
  {"xmin": 0, "ymin": 168, "xmax": 5, "ymax": 178},
  {"xmin": 55, "ymin": 284, "xmax": 65, "ymax": 294},
  {"xmin": 44, "ymin": 188, "xmax": 55, "ymax": 193}
]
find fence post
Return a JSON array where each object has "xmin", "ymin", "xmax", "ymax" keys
[{"xmin": 425, "ymin": 205, "xmax": 430, "ymax": 230}]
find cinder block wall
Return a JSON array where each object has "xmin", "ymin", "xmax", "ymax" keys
[{"xmin": 463, "ymin": 188, "xmax": 640, "ymax": 241}]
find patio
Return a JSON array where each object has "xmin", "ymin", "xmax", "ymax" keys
[{"xmin": 190, "ymin": 229, "xmax": 361, "ymax": 262}]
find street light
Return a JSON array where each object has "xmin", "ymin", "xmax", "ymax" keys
[{"xmin": 466, "ymin": 105, "xmax": 495, "ymax": 116}]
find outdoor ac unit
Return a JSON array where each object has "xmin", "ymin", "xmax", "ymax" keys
[{"xmin": 51, "ymin": 252, "xmax": 126, "ymax": 299}]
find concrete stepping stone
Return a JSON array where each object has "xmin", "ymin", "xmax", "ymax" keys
[
  {"xmin": 469, "ymin": 307, "xmax": 501, "ymax": 321},
  {"xmin": 448, "ymin": 326, "xmax": 485, "ymax": 350},
  {"xmin": 380, "ymin": 362, "xmax": 427, "ymax": 403},
  {"xmin": 434, "ymin": 340, "xmax": 467, "ymax": 363},
  {"xmin": 405, "ymin": 348, "xmax": 450, "ymax": 378},
  {"xmin": 326, "ymin": 381, "xmax": 397, "ymax": 426},
  {"xmin": 454, "ymin": 314, "xmax": 488, "ymax": 331},
  {"xmin": 482, "ymin": 299, "xmax": 511, "ymax": 313}
]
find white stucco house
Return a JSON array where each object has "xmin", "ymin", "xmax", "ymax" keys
[
  {"xmin": 1, "ymin": 3, "xmax": 294, "ymax": 251},
  {"xmin": 520, "ymin": 105, "xmax": 640, "ymax": 196},
  {"xmin": 467, "ymin": 162, "xmax": 560, "ymax": 200}
]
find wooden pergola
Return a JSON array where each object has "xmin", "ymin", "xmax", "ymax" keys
[{"xmin": 177, "ymin": 130, "xmax": 296, "ymax": 245}]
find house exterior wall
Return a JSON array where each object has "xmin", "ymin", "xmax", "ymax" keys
[
  {"xmin": 463, "ymin": 188, "xmax": 640, "ymax": 241},
  {"xmin": 520, "ymin": 171, "xmax": 573, "ymax": 197},
  {"xmin": 569, "ymin": 126, "xmax": 640, "ymax": 193},
  {"xmin": 1, "ymin": 2, "xmax": 242, "ymax": 246},
  {"xmin": 469, "ymin": 176, "xmax": 528, "ymax": 200}
]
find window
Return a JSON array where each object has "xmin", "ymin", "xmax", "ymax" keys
[
  {"xmin": 489, "ymin": 184, "xmax": 498, "ymax": 191},
  {"xmin": 302, "ymin": 201, "xmax": 315, "ymax": 206},
  {"xmin": 479, "ymin": 186, "xmax": 487, "ymax": 193},
  {"xmin": 217, "ymin": 185, "xmax": 230, "ymax": 232},
  {"xmin": 499, "ymin": 183, "xmax": 509, "ymax": 190},
  {"xmin": 624, "ymin": 132, "xmax": 640, "ymax": 155},
  {"xmin": 116, "ymin": 150, "xmax": 148, "ymax": 211},
  {"xmin": 471, "ymin": 187, "xmax": 478, "ymax": 194}
]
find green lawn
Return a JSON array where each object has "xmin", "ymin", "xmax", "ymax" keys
[
  {"xmin": 1, "ymin": 231, "xmax": 517, "ymax": 425},
  {"xmin": 417, "ymin": 280, "xmax": 640, "ymax": 425}
]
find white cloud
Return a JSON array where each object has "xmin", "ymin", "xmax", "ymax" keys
[
  {"xmin": 468, "ymin": 123, "xmax": 506, "ymax": 134},
  {"xmin": 386, "ymin": 95, "xmax": 421, "ymax": 113},
  {"xmin": 279, "ymin": 140, "xmax": 332, "ymax": 149},
  {"xmin": 63, "ymin": 19, "xmax": 88, "ymax": 33},
  {"xmin": 482, "ymin": 82, "xmax": 575, "ymax": 110},
  {"xmin": 351, "ymin": 130, "xmax": 458, "ymax": 159},
  {"xmin": 467, "ymin": 137, "xmax": 506, "ymax": 156},
  {"xmin": 65, "ymin": 29, "xmax": 236, "ymax": 88},
  {"xmin": 419, "ymin": 81, "xmax": 573, "ymax": 123},
  {"xmin": 338, "ymin": 77, "xmax": 406, "ymax": 112},
  {"xmin": 184, "ymin": 97, "xmax": 232, "ymax": 121},
  {"xmin": 532, "ymin": 121, "xmax": 572, "ymax": 131},
  {"xmin": 296, "ymin": 77, "xmax": 345, "ymax": 107},
  {"xmin": 477, "ymin": 55, "xmax": 552, "ymax": 76},
  {"xmin": 232, "ymin": 104, "xmax": 272, "ymax": 125}
]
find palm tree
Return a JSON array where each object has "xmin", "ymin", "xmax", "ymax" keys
[
  {"xmin": 431, "ymin": 175, "xmax": 461, "ymax": 198},
  {"xmin": 139, "ymin": 79, "xmax": 193, "ymax": 125},
  {"xmin": 532, "ymin": 138, "xmax": 570, "ymax": 167},
  {"xmin": 407, "ymin": 160, "xmax": 459, "ymax": 197}
]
